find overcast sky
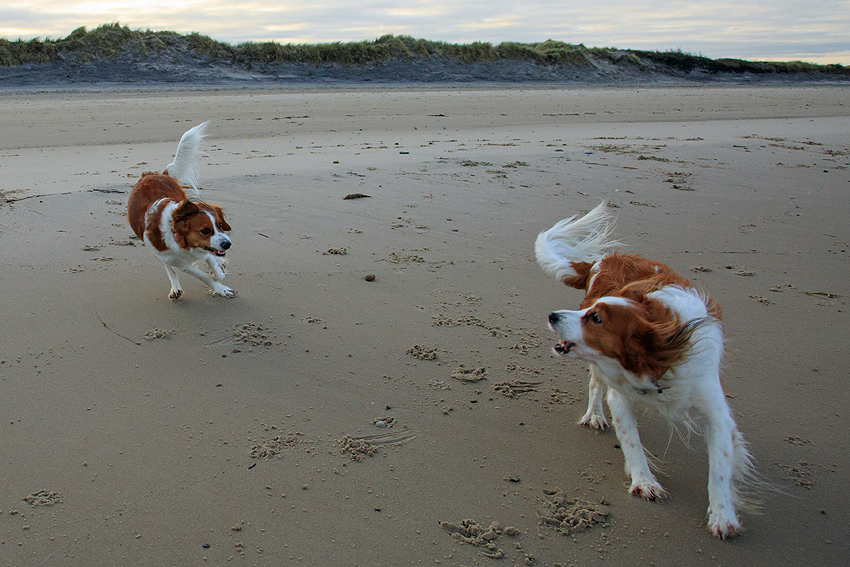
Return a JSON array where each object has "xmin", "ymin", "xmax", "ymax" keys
[{"xmin": 2, "ymin": 1, "xmax": 848, "ymax": 64}]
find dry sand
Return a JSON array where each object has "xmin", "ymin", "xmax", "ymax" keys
[{"xmin": 0, "ymin": 85, "xmax": 848, "ymax": 565}]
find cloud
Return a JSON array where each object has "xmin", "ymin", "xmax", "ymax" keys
[{"xmin": 1, "ymin": 0, "xmax": 848, "ymax": 64}]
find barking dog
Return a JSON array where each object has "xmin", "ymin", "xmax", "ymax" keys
[
  {"xmin": 535, "ymin": 202, "xmax": 755, "ymax": 538},
  {"xmin": 127, "ymin": 122, "xmax": 235, "ymax": 300}
]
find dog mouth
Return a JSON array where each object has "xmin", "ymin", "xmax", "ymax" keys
[
  {"xmin": 553, "ymin": 340, "xmax": 575, "ymax": 355},
  {"xmin": 206, "ymin": 247, "xmax": 227, "ymax": 257}
]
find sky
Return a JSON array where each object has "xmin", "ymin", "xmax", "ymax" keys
[{"xmin": 2, "ymin": 1, "xmax": 849, "ymax": 65}]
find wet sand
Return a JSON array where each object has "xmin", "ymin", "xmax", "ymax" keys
[{"xmin": 1, "ymin": 85, "xmax": 848, "ymax": 565}]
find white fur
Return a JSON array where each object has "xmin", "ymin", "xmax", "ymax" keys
[
  {"xmin": 534, "ymin": 201, "xmax": 620, "ymax": 282},
  {"xmin": 165, "ymin": 121, "xmax": 208, "ymax": 195},
  {"xmin": 135, "ymin": 122, "xmax": 234, "ymax": 300},
  {"xmin": 203, "ymin": 210, "xmax": 232, "ymax": 255},
  {"xmin": 145, "ymin": 202, "xmax": 233, "ymax": 300},
  {"xmin": 595, "ymin": 296, "xmax": 634, "ymax": 309},
  {"xmin": 539, "ymin": 206, "xmax": 755, "ymax": 539}
]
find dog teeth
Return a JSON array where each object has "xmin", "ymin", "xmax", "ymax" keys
[{"xmin": 554, "ymin": 340, "xmax": 574, "ymax": 354}]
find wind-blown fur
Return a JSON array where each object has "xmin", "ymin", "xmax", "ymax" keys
[
  {"xmin": 165, "ymin": 121, "xmax": 207, "ymax": 195},
  {"xmin": 535, "ymin": 202, "xmax": 621, "ymax": 286},
  {"xmin": 535, "ymin": 202, "xmax": 757, "ymax": 539}
]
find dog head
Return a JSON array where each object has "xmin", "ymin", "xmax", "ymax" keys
[
  {"xmin": 548, "ymin": 296, "xmax": 692, "ymax": 381},
  {"xmin": 172, "ymin": 201, "xmax": 232, "ymax": 256}
]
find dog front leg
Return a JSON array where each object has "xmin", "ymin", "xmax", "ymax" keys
[
  {"xmin": 607, "ymin": 388, "xmax": 667, "ymax": 500},
  {"xmin": 205, "ymin": 255, "xmax": 227, "ymax": 282},
  {"xmin": 579, "ymin": 364, "xmax": 608, "ymax": 429},
  {"xmin": 180, "ymin": 263, "xmax": 235, "ymax": 298}
]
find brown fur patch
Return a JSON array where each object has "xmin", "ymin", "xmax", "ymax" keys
[
  {"xmin": 127, "ymin": 172, "xmax": 188, "ymax": 252},
  {"xmin": 575, "ymin": 254, "xmax": 714, "ymax": 380},
  {"xmin": 127, "ymin": 171, "xmax": 230, "ymax": 253},
  {"xmin": 580, "ymin": 253, "xmax": 692, "ymax": 309},
  {"xmin": 175, "ymin": 202, "xmax": 230, "ymax": 251},
  {"xmin": 562, "ymin": 261, "xmax": 594, "ymax": 289}
]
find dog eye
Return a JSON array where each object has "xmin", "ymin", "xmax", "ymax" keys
[
  {"xmin": 201, "ymin": 228, "xmax": 212, "ymax": 235},
  {"xmin": 588, "ymin": 312, "xmax": 602, "ymax": 324}
]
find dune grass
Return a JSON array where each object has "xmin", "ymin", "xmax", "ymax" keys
[
  {"xmin": 0, "ymin": 24, "xmax": 598, "ymax": 67},
  {"xmin": 1, "ymin": 23, "xmax": 846, "ymax": 76},
  {"xmin": 631, "ymin": 48, "xmax": 847, "ymax": 75}
]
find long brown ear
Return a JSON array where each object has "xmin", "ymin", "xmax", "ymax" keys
[
  {"xmin": 625, "ymin": 327, "xmax": 674, "ymax": 381},
  {"xmin": 622, "ymin": 303, "xmax": 694, "ymax": 381},
  {"xmin": 216, "ymin": 207, "xmax": 231, "ymax": 232},
  {"xmin": 174, "ymin": 201, "xmax": 199, "ymax": 223},
  {"xmin": 171, "ymin": 201, "xmax": 199, "ymax": 247}
]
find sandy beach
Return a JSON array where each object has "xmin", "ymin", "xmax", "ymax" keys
[{"xmin": 1, "ymin": 85, "xmax": 848, "ymax": 566}]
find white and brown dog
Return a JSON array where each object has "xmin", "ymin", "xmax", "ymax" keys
[
  {"xmin": 535, "ymin": 202, "xmax": 755, "ymax": 539},
  {"xmin": 127, "ymin": 122, "xmax": 235, "ymax": 300}
]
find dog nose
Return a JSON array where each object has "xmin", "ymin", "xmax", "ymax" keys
[
  {"xmin": 221, "ymin": 240, "xmax": 231, "ymax": 250},
  {"xmin": 549, "ymin": 312, "xmax": 561, "ymax": 325}
]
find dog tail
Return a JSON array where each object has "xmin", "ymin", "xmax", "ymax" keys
[
  {"xmin": 165, "ymin": 121, "xmax": 209, "ymax": 196},
  {"xmin": 535, "ymin": 201, "xmax": 621, "ymax": 285}
]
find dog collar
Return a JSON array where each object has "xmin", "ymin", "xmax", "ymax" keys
[{"xmin": 635, "ymin": 384, "xmax": 669, "ymax": 395}]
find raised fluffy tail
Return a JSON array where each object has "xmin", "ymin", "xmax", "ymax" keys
[
  {"xmin": 164, "ymin": 121, "xmax": 208, "ymax": 196},
  {"xmin": 535, "ymin": 201, "xmax": 620, "ymax": 283}
]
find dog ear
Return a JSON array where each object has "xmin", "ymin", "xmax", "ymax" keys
[
  {"xmin": 621, "ymin": 325, "xmax": 668, "ymax": 382},
  {"xmin": 171, "ymin": 201, "xmax": 200, "ymax": 247},
  {"xmin": 174, "ymin": 201, "xmax": 199, "ymax": 222},
  {"xmin": 625, "ymin": 302, "xmax": 699, "ymax": 382},
  {"xmin": 215, "ymin": 207, "xmax": 231, "ymax": 232},
  {"xmin": 615, "ymin": 303, "xmax": 672, "ymax": 382}
]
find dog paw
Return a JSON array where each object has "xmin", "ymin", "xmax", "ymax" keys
[
  {"xmin": 168, "ymin": 289, "xmax": 183, "ymax": 300},
  {"xmin": 208, "ymin": 285, "xmax": 237, "ymax": 298},
  {"xmin": 579, "ymin": 413, "xmax": 608, "ymax": 430},
  {"xmin": 707, "ymin": 511, "xmax": 741, "ymax": 539},
  {"xmin": 629, "ymin": 481, "xmax": 668, "ymax": 501}
]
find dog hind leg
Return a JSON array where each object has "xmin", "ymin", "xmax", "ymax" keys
[
  {"xmin": 701, "ymin": 383, "xmax": 745, "ymax": 538},
  {"xmin": 160, "ymin": 262, "xmax": 183, "ymax": 300}
]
